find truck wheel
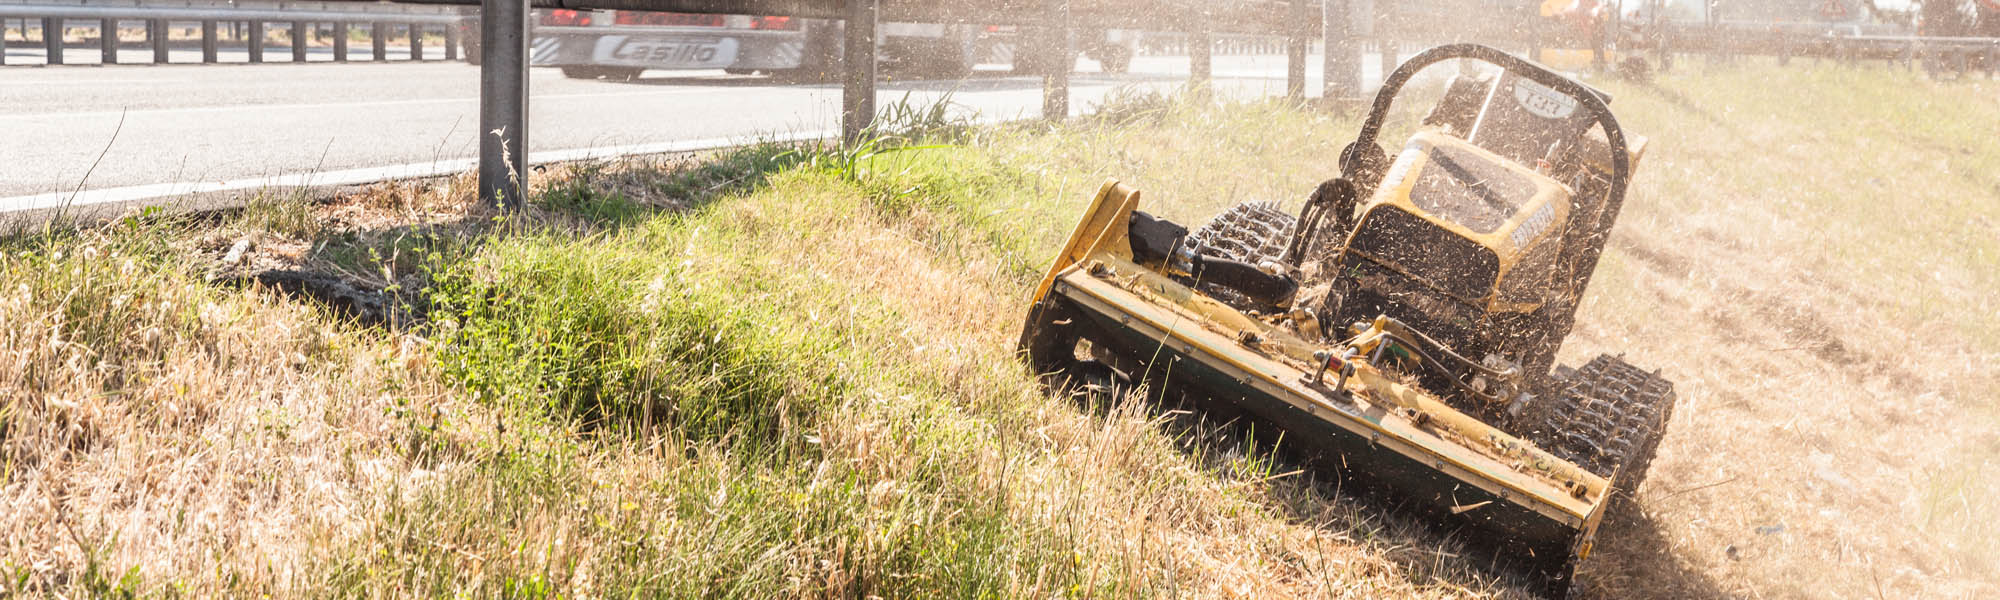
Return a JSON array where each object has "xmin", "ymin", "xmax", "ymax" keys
[
  {"xmin": 907, "ymin": 41, "xmax": 973, "ymax": 80},
  {"xmin": 1011, "ymin": 46, "xmax": 1047, "ymax": 75},
  {"xmin": 1096, "ymin": 45, "xmax": 1133, "ymax": 74},
  {"xmin": 1616, "ymin": 56, "xmax": 1652, "ymax": 81},
  {"xmin": 1011, "ymin": 28, "xmax": 1079, "ymax": 75},
  {"xmin": 561, "ymin": 66, "xmax": 643, "ymax": 81},
  {"xmin": 773, "ymin": 20, "xmax": 844, "ymax": 83},
  {"xmin": 1533, "ymin": 354, "xmax": 1675, "ymax": 496},
  {"xmin": 921, "ymin": 33, "xmax": 977, "ymax": 79}
]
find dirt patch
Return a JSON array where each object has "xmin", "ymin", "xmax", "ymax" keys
[{"xmin": 243, "ymin": 269, "xmax": 406, "ymax": 326}]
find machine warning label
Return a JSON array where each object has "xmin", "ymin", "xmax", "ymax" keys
[
  {"xmin": 1512, "ymin": 78, "xmax": 1578, "ymax": 120},
  {"xmin": 592, "ymin": 36, "xmax": 739, "ymax": 69}
]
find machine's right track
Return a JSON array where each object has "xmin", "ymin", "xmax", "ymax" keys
[{"xmin": 1534, "ymin": 354, "xmax": 1676, "ymax": 493}]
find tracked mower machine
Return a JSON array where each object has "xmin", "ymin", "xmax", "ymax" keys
[{"xmin": 1019, "ymin": 44, "xmax": 1673, "ymax": 596}]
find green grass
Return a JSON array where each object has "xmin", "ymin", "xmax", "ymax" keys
[{"xmin": 340, "ymin": 165, "xmax": 1139, "ymax": 596}]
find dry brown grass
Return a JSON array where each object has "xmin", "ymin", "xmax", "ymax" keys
[
  {"xmin": 0, "ymin": 230, "xmax": 473, "ymax": 593},
  {"xmin": 0, "ymin": 163, "xmax": 645, "ymax": 595},
  {"xmin": 1556, "ymin": 62, "xmax": 2000, "ymax": 598}
]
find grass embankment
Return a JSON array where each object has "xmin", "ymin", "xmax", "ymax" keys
[{"xmin": 3, "ymin": 59, "xmax": 1996, "ymax": 598}]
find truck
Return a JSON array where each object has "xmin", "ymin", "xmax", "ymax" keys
[{"xmin": 461, "ymin": 9, "xmax": 1142, "ymax": 80}]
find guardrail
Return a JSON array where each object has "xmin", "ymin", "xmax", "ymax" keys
[
  {"xmin": 1826, "ymin": 34, "xmax": 2000, "ymax": 78},
  {"xmin": 0, "ymin": 1, "xmax": 471, "ymax": 65},
  {"xmin": 1644, "ymin": 23, "xmax": 1998, "ymax": 79}
]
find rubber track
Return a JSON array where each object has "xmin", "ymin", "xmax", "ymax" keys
[
  {"xmin": 1186, "ymin": 201, "xmax": 1296, "ymax": 263},
  {"xmin": 1183, "ymin": 201, "xmax": 1298, "ymax": 309},
  {"xmin": 1535, "ymin": 355, "xmax": 1675, "ymax": 486}
]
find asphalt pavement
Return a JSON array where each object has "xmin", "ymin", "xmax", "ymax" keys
[{"xmin": 1, "ymin": 53, "xmax": 1380, "ymax": 212}]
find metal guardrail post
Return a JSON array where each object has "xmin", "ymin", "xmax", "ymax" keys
[
  {"xmin": 99, "ymin": 18, "xmax": 115, "ymax": 64},
  {"xmin": 1190, "ymin": 19, "xmax": 1212, "ymax": 90},
  {"xmin": 372, "ymin": 21, "xmax": 386, "ymax": 60},
  {"xmin": 333, "ymin": 22, "xmax": 348, "ymax": 61},
  {"xmin": 201, "ymin": 19, "xmax": 216, "ymax": 62},
  {"xmin": 1378, "ymin": 38, "xmax": 1396, "ymax": 83},
  {"xmin": 841, "ymin": 0, "xmax": 877, "ymax": 142},
  {"xmin": 1042, "ymin": 0, "xmax": 1069, "ymax": 121},
  {"xmin": 1648, "ymin": 0, "xmax": 1666, "ymax": 72},
  {"xmin": 292, "ymin": 21, "xmax": 308, "ymax": 62},
  {"xmin": 44, "ymin": 17, "xmax": 62, "ymax": 65},
  {"xmin": 1322, "ymin": 0, "xmax": 1358, "ymax": 100},
  {"xmin": 150, "ymin": 19, "xmax": 167, "ymax": 63},
  {"xmin": 479, "ymin": 0, "xmax": 529, "ymax": 210},
  {"xmin": 248, "ymin": 20, "xmax": 264, "ymax": 62},
  {"xmin": 410, "ymin": 23, "xmax": 423, "ymax": 60},
  {"xmin": 1593, "ymin": 7, "xmax": 1609, "ymax": 71},
  {"xmin": 1285, "ymin": 0, "xmax": 1311, "ymax": 99}
]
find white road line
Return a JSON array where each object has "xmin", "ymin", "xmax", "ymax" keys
[
  {"xmin": 0, "ymin": 108, "xmax": 1024, "ymax": 213},
  {"xmin": 4, "ymin": 78, "xmax": 197, "ymax": 85},
  {"xmin": 0, "ymin": 129, "xmax": 836, "ymax": 213},
  {"xmin": 0, "ymin": 87, "xmax": 744, "ymax": 120}
]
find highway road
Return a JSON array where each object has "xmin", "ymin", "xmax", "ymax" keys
[{"xmin": 1, "ymin": 53, "xmax": 1385, "ymax": 212}]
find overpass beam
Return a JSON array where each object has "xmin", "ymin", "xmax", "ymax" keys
[
  {"xmin": 479, "ymin": 0, "xmax": 530, "ymax": 210},
  {"xmin": 842, "ymin": 0, "xmax": 878, "ymax": 142},
  {"xmin": 1043, "ymin": 0, "xmax": 1071, "ymax": 121}
]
